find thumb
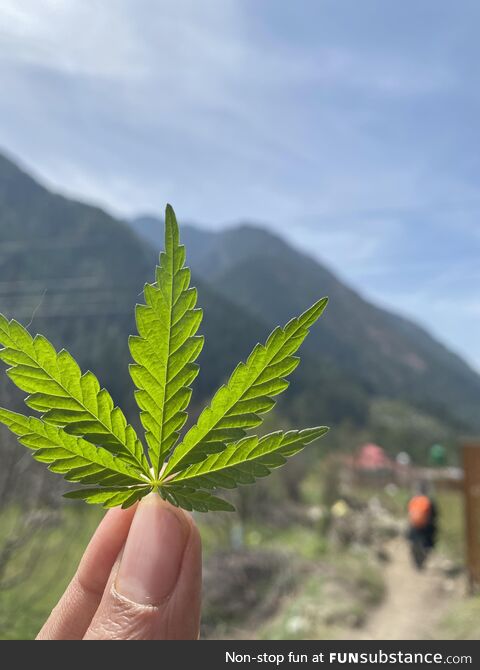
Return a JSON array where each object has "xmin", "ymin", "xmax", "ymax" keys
[{"xmin": 84, "ymin": 493, "xmax": 202, "ymax": 640}]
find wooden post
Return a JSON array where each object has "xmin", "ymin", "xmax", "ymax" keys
[{"xmin": 462, "ymin": 443, "xmax": 480, "ymax": 593}]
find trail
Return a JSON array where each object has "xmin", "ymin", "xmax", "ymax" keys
[{"xmin": 348, "ymin": 538, "xmax": 462, "ymax": 640}]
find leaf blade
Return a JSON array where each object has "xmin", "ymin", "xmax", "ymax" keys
[
  {"xmin": 129, "ymin": 204, "xmax": 203, "ymax": 476},
  {"xmin": 0, "ymin": 315, "xmax": 149, "ymax": 474},
  {"xmin": 164, "ymin": 298, "xmax": 328, "ymax": 475},
  {"xmin": 0, "ymin": 408, "xmax": 150, "ymax": 491},
  {"xmin": 64, "ymin": 486, "xmax": 151, "ymax": 508},
  {"xmin": 170, "ymin": 427, "xmax": 329, "ymax": 489},
  {"xmin": 161, "ymin": 486, "xmax": 235, "ymax": 512}
]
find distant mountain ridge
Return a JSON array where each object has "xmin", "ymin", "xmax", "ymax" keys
[
  {"xmin": 132, "ymin": 215, "xmax": 480, "ymax": 432},
  {"xmin": 0, "ymin": 148, "xmax": 477, "ymax": 460},
  {"xmin": 0, "ymin": 152, "xmax": 366, "ymax": 440},
  {"xmin": 0, "ymin": 154, "xmax": 277, "ymax": 423}
]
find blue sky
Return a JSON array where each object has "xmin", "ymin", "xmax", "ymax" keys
[{"xmin": 0, "ymin": 0, "xmax": 479, "ymax": 368}]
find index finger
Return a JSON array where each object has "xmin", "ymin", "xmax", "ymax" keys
[{"xmin": 37, "ymin": 505, "xmax": 136, "ymax": 640}]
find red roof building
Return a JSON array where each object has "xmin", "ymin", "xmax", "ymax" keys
[{"xmin": 355, "ymin": 443, "xmax": 393, "ymax": 471}]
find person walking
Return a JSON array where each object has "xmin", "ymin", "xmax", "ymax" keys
[{"xmin": 407, "ymin": 481, "xmax": 438, "ymax": 569}]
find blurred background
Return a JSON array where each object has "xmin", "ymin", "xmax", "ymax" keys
[{"xmin": 0, "ymin": 0, "xmax": 479, "ymax": 639}]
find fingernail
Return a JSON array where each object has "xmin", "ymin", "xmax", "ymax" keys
[{"xmin": 115, "ymin": 494, "xmax": 189, "ymax": 605}]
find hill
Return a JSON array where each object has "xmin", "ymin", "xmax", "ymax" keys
[
  {"xmin": 0, "ymin": 155, "xmax": 260, "ymax": 419},
  {"xmin": 0, "ymin": 148, "xmax": 477, "ymax": 473},
  {"xmin": 132, "ymin": 215, "xmax": 480, "ymax": 434},
  {"xmin": 0, "ymin": 153, "xmax": 365, "ymax": 444}
]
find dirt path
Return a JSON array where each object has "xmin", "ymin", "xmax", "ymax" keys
[{"xmin": 347, "ymin": 538, "xmax": 462, "ymax": 640}]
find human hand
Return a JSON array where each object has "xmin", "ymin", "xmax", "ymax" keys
[{"xmin": 37, "ymin": 494, "xmax": 202, "ymax": 640}]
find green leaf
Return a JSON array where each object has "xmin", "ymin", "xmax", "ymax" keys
[
  {"xmin": 169, "ymin": 427, "xmax": 328, "ymax": 489},
  {"xmin": 161, "ymin": 486, "xmax": 235, "ymax": 513},
  {"xmin": 164, "ymin": 298, "xmax": 328, "ymax": 476},
  {"xmin": 0, "ymin": 316, "xmax": 149, "ymax": 474},
  {"xmin": 64, "ymin": 486, "xmax": 151, "ymax": 509},
  {"xmin": 129, "ymin": 204, "xmax": 204, "ymax": 477},
  {"xmin": 0, "ymin": 408, "xmax": 151, "ymax": 490},
  {"xmin": 0, "ymin": 203, "xmax": 330, "ymax": 511}
]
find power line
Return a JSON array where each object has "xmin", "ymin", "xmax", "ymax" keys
[
  {"xmin": 4, "ymin": 307, "xmax": 134, "ymax": 319},
  {"xmin": 0, "ymin": 277, "xmax": 99, "ymax": 290},
  {"xmin": 0, "ymin": 287, "xmax": 140, "ymax": 298},
  {"xmin": 0, "ymin": 237, "xmax": 125, "ymax": 252}
]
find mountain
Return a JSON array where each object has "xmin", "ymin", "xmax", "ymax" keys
[
  {"xmin": 0, "ymin": 155, "xmax": 259, "ymax": 420},
  {"xmin": 0, "ymin": 152, "xmax": 364, "ymax": 443},
  {"xmin": 0, "ymin": 147, "xmax": 477, "ymax": 467},
  {"xmin": 132, "ymin": 215, "xmax": 480, "ymax": 433}
]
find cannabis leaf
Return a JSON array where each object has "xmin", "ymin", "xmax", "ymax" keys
[
  {"xmin": 0, "ymin": 407, "xmax": 151, "ymax": 508},
  {"xmin": 129, "ymin": 204, "xmax": 203, "ymax": 478},
  {"xmin": 0, "ymin": 316, "xmax": 148, "ymax": 473},
  {"xmin": 170, "ymin": 428, "xmax": 329, "ymax": 489},
  {"xmin": 0, "ymin": 205, "xmax": 329, "ymax": 511},
  {"xmin": 163, "ymin": 297, "xmax": 328, "ymax": 477}
]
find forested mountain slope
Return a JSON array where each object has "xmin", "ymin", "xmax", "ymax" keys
[{"xmin": 133, "ymin": 215, "xmax": 480, "ymax": 432}]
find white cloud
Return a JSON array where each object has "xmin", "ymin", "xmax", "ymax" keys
[
  {"xmin": 283, "ymin": 219, "xmax": 401, "ymax": 275},
  {"xmin": 0, "ymin": 0, "xmax": 150, "ymax": 79},
  {"xmin": 284, "ymin": 45, "xmax": 453, "ymax": 97}
]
